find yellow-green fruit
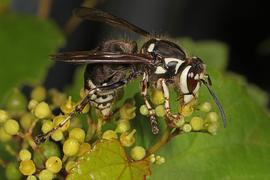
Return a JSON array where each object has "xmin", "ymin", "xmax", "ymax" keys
[
  {"xmin": 139, "ymin": 105, "xmax": 149, "ymax": 116},
  {"xmin": 45, "ymin": 156, "xmax": 62, "ymax": 173},
  {"xmin": 199, "ymin": 102, "xmax": 212, "ymax": 112},
  {"xmin": 131, "ymin": 146, "xmax": 146, "ymax": 161},
  {"xmin": 19, "ymin": 160, "xmax": 36, "ymax": 176},
  {"xmin": 77, "ymin": 143, "xmax": 91, "ymax": 156},
  {"xmin": 155, "ymin": 105, "xmax": 165, "ymax": 117},
  {"xmin": 20, "ymin": 113, "xmax": 34, "ymax": 130},
  {"xmin": 49, "ymin": 89, "xmax": 67, "ymax": 107},
  {"xmin": 28, "ymin": 99, "xmax": 38, "ymax": 111},
  {"xmin": 206, "ymin": 112, "xmax": 219, "ymax": 123},
  {"xmin": 190, "ymin": 117, "xmax": 204, "ymax": 131},
  {"xmin": 51, "ymin": 129, "xmax": 64, "ymax": 141},
  {"xmin": 4, "ymin": 119, "xmax": 19, "ymax": 135},
  {"xmin": 63, "ymin": 138, "xmax": 80, "ymax": 156},
  {"xmin": 26, "ymin": 175, "xmax": 37, "ymax": 180},
  {"xmin": 31, "ymin": 86, "xmax": 46, "ymax": 102},
  {"xmin": 0, "ymin": 109, "xmax": 9, "ymax": 123},
  {"xmin": 119, "ymin": 102, "xmax": 136, "ymax": 120},
  {"xmin": 42, "ymin": 120, "xmax": 53, "ymax": 134},
  {"xmin": 0, "ymin": 127, "xmax": 12, "ymax": 142},
  {"xmin": 155, "ymin": 155, "xmax": 166, "ymax": 165},
  {"xmin": 65, "ymin": 160, "xmax": 76, "ymax": 173},
  {"xmin": 102, "ymin": 130, "xmax": 118, "ymax": 140},
  {"xmin": 38, "ymin": 169, "xmax": 53, "ymax": 180},
  {"xmin": 207, "ymin": 123, "xmax": 219, "ymax": 135},
  {"xmin": 150, "ymin": 89, "xmax": 165, "ymax": 105},
  {"xmin": 53, "ymin": 115, "xmax": 70, "ymax": 131},
  {"xmin": 60, "ymin": 96, "xmax": 74, "ymax": 114},
  {"xmin": 183, "ymin": 124, "xmax": 192, "ymax": 133},
  {"xmin": 120, "ymin": 130, "xmax": 136, "ymax": 147},
  {"xmin": 180, "ymin": 104, "xmax": 193, "ymax": 117},
  {"xmin": 34, "ymin": 102, "xmax": 51, "ymax": 119},
  {"xmin": 69, "ymin": 128, "xmax": 85, "ymax": 143},
  {"xmin": 19, "ymin": 149, "xmax": 32, "ymax": 161},
  {"xmin": 115, "ymin": 120, "xmax": 130, "ymax": 133}
]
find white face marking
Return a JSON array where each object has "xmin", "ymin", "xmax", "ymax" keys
[
  {"xmin": 179, "ymin": 66, "xmax": 191, "ymax": 94},
  {"xmin": 101, "ymin": 108, "xmax": 111, "ymax": 116},
  {"xmin": 164, "ymin": 58, "xmax": 185, "ymax": 74},
  {"xmin": 95, "ymin": 95, "xmax": 114, "ymax": 103},
  {"xmin": 199, "ymin": 73, "xmax": 204, "ymax": 79},
  {"xmin": 190, "ymin": 72, "xmax": 194, "ymax": 78},
  {"xmin": 90, "ymin": 94, "xmax": 97, "ymax": 100},
  {"xmin": 88, "ymin": 80, "xmax": 96, "ymax": 89},
  {"xmin": 155, "ymin": 66, "xmax": 167, "ymax": 74},
  {"xmin": 147, "ymin": 43, "xmax": 155, "ymax": 52},
  {"xmin": 194, "ymin": 74, "xmax": 199, "ymax": 80},
  {"xmin": 184, "ymin": 94, "xmax": 194, "ymax": 104}
]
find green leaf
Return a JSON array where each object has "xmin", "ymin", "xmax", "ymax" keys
[
  {"xmin": 0, "ymin": 13, "xmax": 64, "ymax": 104},
  {"xmin": 67, "ymin": 140, "xmax": 151, "ymax": 180}
]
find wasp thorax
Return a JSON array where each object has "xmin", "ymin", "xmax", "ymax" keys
[{"xmin": 178, "ymin": 57, "xmax": 207, "ymax": 104}]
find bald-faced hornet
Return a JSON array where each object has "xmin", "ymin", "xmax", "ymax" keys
[{"xmin": 35, "ymin": 7, "xmax": 226, "ymax": 144}]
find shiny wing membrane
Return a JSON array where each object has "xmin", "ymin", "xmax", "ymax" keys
[{"xmin": 74, "ymin": 7, "xmax": 152, "ymax": 37}]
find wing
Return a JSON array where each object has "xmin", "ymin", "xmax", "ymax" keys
[
  {"xmin": 51, "ymin": 51, "xmax": 154, "ymax": 65},
  {"xmin": 74, "ymin": 7, "xmax": 152, "ymax": 37}
]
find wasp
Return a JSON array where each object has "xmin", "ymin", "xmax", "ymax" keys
[{"xmin": 35, "ymin": 7, "xmax": 226, "ymax": 144}]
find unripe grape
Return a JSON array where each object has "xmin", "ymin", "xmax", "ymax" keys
[
  {"xmin": 5, "ymin": 88, "xmax": 27, "ymax": 113},
  {"xmin": 155, "ymin": 155, "xmax": 166, "ymax": 165},
  {"xmin": 42, "ymin": 120, "xmax": 53, "ymax": 134},
  {"xmin": 0, "ymin": 127, "xmax": 12, "ymax": 142},
  {"xmin": 0, "ymin": 109, "xmax": 9, "ymax": 123},
  {"xmin": 148, "ymin": 154, "xmax": 156, "ymax": 163},
  {"xmin": 20, "ymin": 113, "xmax": 34, "ymax": 130},
  {"xmin": 60, "ymin": 96, "xmax": 74, "ymax": 114},
  {"xmin": 139, "ymin": 105, "xmax": 149, "ymax": 116},
  {"xmin": 183, "ymin": 124, "xmax": 192, "ymax": 133},
  {"xmin": 206, "ymin": 112, "xmax": 219, "ymax": 123},
  {"xmin": 6, "ymin": 162, "xmax": 22, "ymax": 180},
  {"xmin": 155, "ymin": 105, "xmax": 165, "ymax": 117},
  {"xmin": 120, "ymin": 129, "xmax": 136, "ymax": 147},
  {"xmin": 4, "ymin": 119, "xmax": 19, "ymax": 135},
  {"xmin": 77, "ymin": 143, "xmax": 91, "ymax": 156},
  {"xmin": 19, "ymin": 160, "xmax": 36, "ymax": 175},
  {"xmin": 28, "ymin": 99, "xmax": 38, "ymax": 111},
  {"xmin": 190, "ymin": 117, "xmax": 204, "ymax": 131},
  {"xmin": 65, "ymin": 160, "xmax": 76, "ymax": 173},
  {"xmin": 53, "ymin": 115, "xmax": 70, "ymax": 131},
  {"xmin": 45, "ymin": 156, "xmax": 62, "ymax": 173},
  {"xmin": 119, "ymin": 102, "xmax": 136, "ymax": 120},
  {"xmin": 31, "ymin": 86, "xmax": 46, "ymax": 102},
  {"xmin": 51, "ymin": 129, "xmax": 64, "ymax": 142},
  {"xmin": 102, "ymin": 130, "xmax": 118, "ymax": 140},
  {"xmin": 63, "ymin": 138, "xmax": 80, "ymax": 156},
  {"xmin": 207, "ymin": 123, "xmax": 219, "ymax": 135},
  {"xmin": 49, "ymin": 89, "xmax": 67, "ymax": 107},
  {"xmin": 26, "ymin": 175, "xmax": 37, "ymax": 180},
  {"xmin": 131, "ymin": 146, "xmax": 146, "ymax": 161},
  {"xmin": 19, "ymin": 149, "xmax": 32, "ymax": 161},
  {"xmin": 69, "ymin": 128, "xmax": 85, "ymax": 143},
  {"xmin": 175, "ymin": 118, "xmax": 185, "ymax": 127},
  {"xmin": 199, "ymin": 102, "xmax": 212, "ymax": 112},
  {"xmin": 150, "ymin": 89, "xmax": 165, "ymax": 105},
  {"xmin": 115, "ymin": 120, "xmax": 130, "ymax": 133},
  {"xmin": 38, "ymin": 169, "xmax": 54, "ymax": 180},
  {"xmin": 180, "ymin": 104, "xmax": 193, "ymax": 117},
  {"xmin": 34, "ymin": 102, "xmax": 51, "ymax": 119}
]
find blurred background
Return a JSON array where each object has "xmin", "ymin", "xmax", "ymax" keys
[{"xmin": 3, "ymin": 0, "xmax": 270, "ymax": 105}]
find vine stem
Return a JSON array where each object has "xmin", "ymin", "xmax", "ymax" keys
[{"xmin": 147, "ymin": 129, "xmax": 171, "ymax": 156}]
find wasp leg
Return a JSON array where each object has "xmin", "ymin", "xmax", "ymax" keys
[
  {"xmin": 158, "ymin": 78, "xmax": 182, "ymax": 126},
  {"xmin": 34, "ymin": 89, "xmax": 97, "ymax": 145},
  {"xmin": 141, "ymin": 72, "xmax": 159, "ymax": 134}
]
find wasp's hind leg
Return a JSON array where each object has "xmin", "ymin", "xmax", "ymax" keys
[{"xmin": 141, "ymin": 72, "xmax": 159, "ymax": 134}]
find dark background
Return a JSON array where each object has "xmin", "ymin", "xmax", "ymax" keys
[{"xmin": 12, "ymin": 0, "xmax": 270, "ymax": 105}]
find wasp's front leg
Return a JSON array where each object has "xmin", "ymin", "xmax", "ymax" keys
[
  {"xmin": 141, "ymin": 72, "xmax": 159, "ymax": 134},
  {"xmin": 157, "ymin": 78, "xmax": 182, "ymax": 127}
]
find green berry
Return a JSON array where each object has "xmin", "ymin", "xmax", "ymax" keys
[
  {"xmin": 131, "ymin": 146, "xmax": 146, "ymax": 161},
  {"xmin": 28, "ymin": 99, "xmax": 39, "ymax": 111},
  {"xmin": 6, "ymin": 162, "xmax": 22, "ymax": 180},
  {"xmin": 207, "ymin": 123, "xmax": 219, "ymax": 135},
  {"xmin": 5, "ymin": 88, "xmax": 27, "ymax": 113},
  {"xmin": 102, "ymin": 130, "xmax": 118, "ymax": 140},
  {"xmin": 69, "ymin": 128, "xmax": 85, "ymax": 143},
  {"xmin": 42, "ymin": 120, "xmax": 53, "ymax": 134},
  {"xmin": 139, "ymin": 105, "xmax": 149, "ymax": 116},
  {"xmin": 190, "ymin": 117, "xmax": 204, "ymax": 131},
  {"xmin": 45, "ymin": 156, "xmax": 62, "ymax": 173},
  {"xmin": 115, "ymin": 120, "xmax": 130, "ymax": 133},
  {"xmin": 63, "ymin": 138, "xmax": 80, "ymax": 156},
  {"xmin": 19, "ymin": 160, "xmax": 36, "ymax": 176},
  {"xmin": 119, "ymin": 102, "xmax": 136, "ymax": 120},
  {"xmin": 53, "ymin": 115, "xmax": 70, "ymax": 131},
  {"xmin": 77, "ymin": 143, "xmax": 91, "ymax": 156},
  {"xmin": 148, "ymin": 154, "xmax": 156, "ymax": 163},
  {"xmin": 155, "ymin": 105, "xmax": 165, "ymax": 117},
  {"xmin": 34, "ymin": 102, "xmax": 51, "ymax": 119},
  {"xmin": 206, "ymin": 112, "xmax": 219, "ymax": 123},
  {"xmin": 183, "ymin": 124, "xmax": 192, "ymax": 133},
  {"xmin": 65, "ymin": 160, "xmax": 76, "ymax": 173},
  {"xmin": 38, "ymin": 169, "xmax": 54, "ymax": 180},
  {"xmin": 0, "ymin": 127, "xmax": 12, "ymax": 142},
  {"xmin": 180, "ymin": 104, "xmax": 194, "ymax": 117},
  {"xmin": 20, "ymin": 113, "xmax": 35, "ymax": 130},
  {"xmin": 49, "ymin": 89, "xmax": 67, "ymax": 107},
  {"xmin": 155, "ymin": 155, "xmax": 165, "ymax": 165},
  {"xmin": 31, "ymin": 86, "xmax": 46, "ymax": 102},
  {"xmin": 150, "ymin": 89, "xmax": 165, "ymax": 105},
  {"xmin": 51, "ymin": 129, "xmax": 64, "ymax": 142},
  {"xmin": 0, "ymin": 109, "xmax": 9, "ymax": 123},
  {"xmin": 4, "ymin": 119, "xmax": 19, "ymax": 135},
  {"xmin": 175, "ymin": 118, "xmax": 185, "ymax": 127},
  {"xmin": 19, "ymin": 149, "xmax": 32, "ymax": 161},
  {"xmin": 120, "ymin": 129, "xmax": 136, "ymax": 147},
  {"xmin": 26, "ymin": 175, "xmax": 37, "ymax": 180},
  {"xmin": 60, "ymin": 96, "xmax": 74, "ymax": 114},
  {"xmin": 199, "ymin": 102, "xmax": 212, "ymax": 112}
]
